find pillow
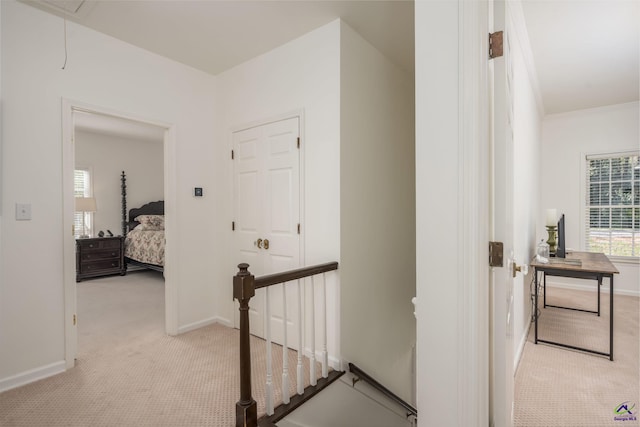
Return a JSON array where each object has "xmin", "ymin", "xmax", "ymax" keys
[
  {"xmin": 135, "ymin": 222, "xmax": 164, "ymax": 231},
  {"xmin": 134, "ymin": 214, "xmax": 164, "ymax": 229}
]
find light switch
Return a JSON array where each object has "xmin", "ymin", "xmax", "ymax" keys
[{"xmin": 16, "ymin": 203, "xmax": 31, "ymax": 221}]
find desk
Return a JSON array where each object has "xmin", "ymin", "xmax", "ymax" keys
[{"xmin": 530, "ymin": 251, "xmax": 619, "ymax": 360}]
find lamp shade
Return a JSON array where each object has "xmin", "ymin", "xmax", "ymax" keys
[
  {"xmin": 545, "ymin": 208, "xmax": 557, "ymax": 227},
  {"xmin": 75, "ymin": 197, "xmax": 97, "ymax": 212}
]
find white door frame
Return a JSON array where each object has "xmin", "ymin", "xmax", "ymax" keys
[
  {"xmin": 490, "ymin": 1, "xmax": 517, "ymax": 425},
  {"xmin": 62, "ymin": 99, "xmax": 177, "ymax": 368},
  {"xmin": 415, "ymin": 1, "xmax": 490, "ymax": 426}
]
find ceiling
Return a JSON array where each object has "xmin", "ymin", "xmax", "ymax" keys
[
  {"xmin": 74, "ymin": 110, "xmax": 166, "ymax": 143},
  {"xmin": 521, "ymin": 0, "xmax": 639, "ymax": 114},
  {"xmin": 27, "ymin": 0, "xmax": 415, "ymax": 76},
  {"xmin": 25, "ymin": 0, "xmax": 638, "ymax": 123}
]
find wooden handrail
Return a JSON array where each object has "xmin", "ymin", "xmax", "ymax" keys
[
  {"xmin": 348, "ymin": 362, "xmax": 417, "ymax": 417},
  {"xmin": 255, "ymin": 261, "xmax": 338, "ymax": 289},
  {"xmin": 233, "ymin": 261, "xmax": 338, "ymax": 427}
]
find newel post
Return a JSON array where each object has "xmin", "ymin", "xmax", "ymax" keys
[{"xmin": 234, "ymin": 263, "xmax": 257, "ymax": 427}]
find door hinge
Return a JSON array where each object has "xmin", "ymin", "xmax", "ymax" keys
[
  {"xmin": 297, "ymin": 137, "xmax": 300, "ymax": 149},
  {"xmin": 489, "ymin": 241, "xmax": 504, "ymax": 267},
  {"xmin": 73, "ymin": 314, "xmax": 77, "ymax": 326},
  {"xmin": 489, "ymin": 31, "xmax": 503, "ymax": 59},
  {"xmin": 231, "ymin": 149, "xmax": 234, "ymax": 160},
  {"xmin": 297, "ymin": 223, "xmax": 300, "ymax": 234},
  {"xmin": 232, "ymin": 221, "xmax": 235, "ymax": 231}
]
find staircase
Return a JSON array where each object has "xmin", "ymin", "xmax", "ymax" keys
[
  {"xmin": 233, "ymin": 262, "xmax": 340, "ymax": 427},
  {"xmin": 276, "ymin": 370, "xmax": 416, "ymax": 427},
  {"xmin": 233, "ymin": 263, "xmax": 417, "ymax": 427}
]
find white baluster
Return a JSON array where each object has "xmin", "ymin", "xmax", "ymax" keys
[
  {"xmin": 321, "ymin": 273, "xmax": 328, "ymax": 378},
  {"xmin": 296, "ymin": 279, "xmax": 304, "ymax": 395},
  {"xmin": 309, "ymin": 276, "xmax": 317, "ymax": 386},
  {"xmin": 282, "ymin": 282, "xmax": 290, "ymax": 404},
  {"xmin": 265, "ymin": 288, "xmax": 274, "ymax": 415}
]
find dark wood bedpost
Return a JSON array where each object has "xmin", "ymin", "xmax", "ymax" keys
[
  {"xmin": 121, "ymin": 171, "xmax": 127, "ymax": 237},
  {"xmin": 234, "ymin": 263, "xmax": 257, "ymax": 427}
]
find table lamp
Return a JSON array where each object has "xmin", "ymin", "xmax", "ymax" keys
[
  {"xmin": 75, "ymin": 197, "xmax": 97, "ymax": 238},
  {"xmin": 545, "ymin": 208, "xmax": 557, "ymax": 254}
]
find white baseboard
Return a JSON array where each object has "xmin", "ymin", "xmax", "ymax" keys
[
  {"xmin": 213, "ymin": 316, "xmax": 234, "ymax": 328},
  {"xmin": 301, "ymin": 347, "xmax": 341, "ymax": 371},
  {"xmin": 177, "ymin": 316, "xmax": 234, "ymax": 335},
  {"xmin": 329, "ymin": 355, "xmax": 341, "ymax": 371},
  {"xmin": 0, "ymin": 360, "xmax": 66, "ymax": 393},
  {"xmin": 514, "ymin": 320, "xmax": 531, "ymax": 374},
  {"xmin": 177, "ymin": 316, "xmax": 219, "ymax": 334},
  {"xmin": 546, "ymin": 280, "xmax": 639, "ymax": 297}
]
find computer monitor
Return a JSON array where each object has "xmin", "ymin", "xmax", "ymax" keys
[{"xmin": 556, "ymin": 214, "xmax": 566, "ymax": 258}]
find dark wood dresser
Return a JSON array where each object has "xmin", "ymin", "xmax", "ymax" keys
[{"xmin": 76, "ymin": 236, "xmax": 126, "ymax": 282}]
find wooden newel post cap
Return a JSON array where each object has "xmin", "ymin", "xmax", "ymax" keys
[{"xmin": 233, "ymin": 263, "xmax": 255, "ymax": 301}]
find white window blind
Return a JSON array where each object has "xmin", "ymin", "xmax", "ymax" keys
[
  {"xmin": 585, "ymin": 152, "xmax": 640, "ymax": 257},
  {"xmin": 74, "ymin": 169, "xmax": 92, "ymax": 238}
]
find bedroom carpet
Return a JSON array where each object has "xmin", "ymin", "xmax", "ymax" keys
[
  {"xmin": 514, "ymin": 286, "xmax": 639, "ymax": 426},
  {"xmin": 0, "ymin": 271, "xmax": 322, "ymax": 426}
]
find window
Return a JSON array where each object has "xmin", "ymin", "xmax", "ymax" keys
[
  {"xmin": 74, "ymin": 169, "xmax": 93, "ymax": 238},
  {"xmin": 585, "ymin": 152, "xmax": 640, "ymax": 258}
]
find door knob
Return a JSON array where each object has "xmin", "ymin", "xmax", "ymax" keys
[
  {"xmin": 511, "ymin": 262, "xmax": 522, "ymax": 277},
  {"xmin": 263, "ymin": 239, "xmax": 270, "ymax": 250},
  {"xmin": 255, "ymin": 238, "xmax": 263, "ymax": 249},
  {"xmin": 511, "ymin": 261, "xmax": 529, "ymax": 277}
]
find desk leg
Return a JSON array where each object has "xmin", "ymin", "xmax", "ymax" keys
[
  {"xmin": 534, "ymin": 269, "xmax": 539, "ymax": 344},
  {"xmin": 610, "ymin": 275, "xmax": 614, "ymax": 361},
  {"xmin": 597, "ymin": 275, "xmax": 601, "ymax": 317},
  {"xmin": 543, "ymin": 272, "xmax": 547, "ymax": 308}
]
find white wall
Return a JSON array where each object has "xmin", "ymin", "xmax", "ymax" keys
[
  {"xmin": 541, "ymin": 102, "xmax": 640, "ymax": 295},
  {"xmin": 215, "ymin": 20, "xmax": 341, "ymax": 357},
  {"xmin": 216, "ymin": 21, "xmax": 417, "ymax": 396},
  {"xmin": 0, "ymin": 0, "xmax": 218, "ymax": 388},
  {"xmin": 75, "ymin": 131, "xmax": 164, "ymax": 235},
  {"xmin": 339, "ymin": 22, "xmax": 416, "ymax": 403}
]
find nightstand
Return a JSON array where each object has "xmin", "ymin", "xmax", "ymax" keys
[{"xmin": 76, "ymin": 236, "xmax": 126, "ymax": 282}]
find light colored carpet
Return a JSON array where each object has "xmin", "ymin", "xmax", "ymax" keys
[
  {"xmin": 514, "ymin": 286, "xmax": 640, "ymax": 426},
  {"xmin": 0, "ymin": 271, "xmax": 321, "ymax": 426}
]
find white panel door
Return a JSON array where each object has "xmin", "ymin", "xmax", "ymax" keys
[
  {"xmin": 233, "ymin": 117, "xmax": 301, "ymax": 348},
  {"xmin": 490, "ymin": 1, "xmax": 516, "ymax": 426},
  {"xmin": 234, "ymin": 125, "xmax": 265, "ymax": 337}
]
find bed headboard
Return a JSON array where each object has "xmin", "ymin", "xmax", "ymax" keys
[
  {"xmin": 127, "ymin": 201, "xmax": 164, "ymax": 232},
  {"xmin": 121, "ymin": 171, "xmax": 165, "ymax": 234}
]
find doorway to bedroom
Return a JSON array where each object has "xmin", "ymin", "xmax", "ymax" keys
[{"xmin": 63, "ymin": 102, "xmax": 173, "ymax": 368}]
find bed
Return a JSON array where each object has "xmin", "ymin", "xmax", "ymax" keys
[{"xmin": 121, "ymin": 171, "xmax": 165, "ymax": 272}]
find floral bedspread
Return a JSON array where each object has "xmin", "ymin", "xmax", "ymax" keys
[{"xmin": 124, "ymin": 228, "xmax": 165, "ymax": 266}]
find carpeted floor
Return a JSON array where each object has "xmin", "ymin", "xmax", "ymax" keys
[
  {"xmin": 0, "ymin": 271, "xmax": 320, "ymax": 427},
  {"xmin": 2, "ymin": 272, "xmax": 637, "ymax": 426},
  {"xmin": 514, "ymin": 286, "xmax": 640, "ymax": 426}
]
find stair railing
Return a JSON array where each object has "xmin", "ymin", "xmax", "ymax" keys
[{"xmin": 233, "ymin": 261, "xmax": 339, "ymax": 427}]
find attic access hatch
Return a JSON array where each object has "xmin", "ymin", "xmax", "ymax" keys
[
  {"xmin": 20, "ymin": 0, "xmax": 95, "ymax": 19},
  {"xmin": 43, "ymin": 0, "xmax": 85, "ymax": 14}
]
